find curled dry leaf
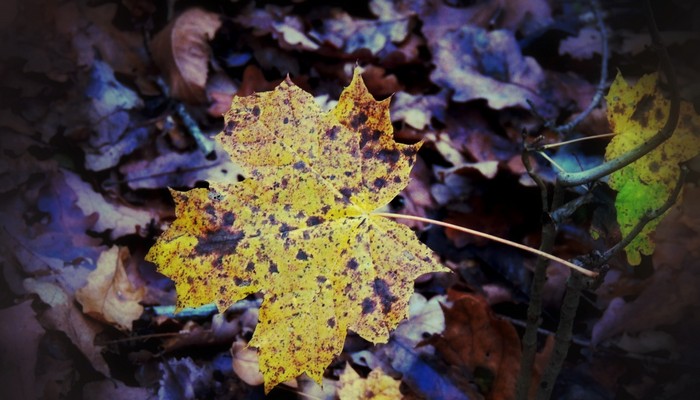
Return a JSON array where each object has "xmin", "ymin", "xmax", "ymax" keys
[
  {"xmin": 76, "ymin": 246, "xmax": 145, "ymax": 331},
  {"xmin": 150, "ymin": 8, "xmax": 222, "ymax": 103},
  {"xmin": 338, "ymin": 364, "xmax": 402, "ymax": 400}
]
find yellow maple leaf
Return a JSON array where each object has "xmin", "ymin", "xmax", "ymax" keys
[
  {"xmin": 338, "ymin": 364, "xmax": 402, "ymax": 400},
  {"xmin": 146, "ymin": 67, "xmax": 449, "ymax": 391},
  {"xmin": 605, "ymin": 72, "xmax": 700, "ymax": 265}
]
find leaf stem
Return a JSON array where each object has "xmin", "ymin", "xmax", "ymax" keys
[
  {"xmin": 373, "ymin": 212, "xmax": 596, "ymax": 277},
  {"xmin": 538, "ymin": 133, "xmax": 615, "ymax": 150}
]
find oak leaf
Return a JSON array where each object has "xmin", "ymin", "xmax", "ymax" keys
[
  {"xmin": 604, "ymin": 72, "xmax": 700, "ymax": 265},
  {"xmin": 146, "ymin": 67, "xmax": 449, "ymax": 391}
]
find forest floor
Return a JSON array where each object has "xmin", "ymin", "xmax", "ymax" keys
[{"xmin": 1, "ymin": 0, "xmax": 699, "ymax": 399}]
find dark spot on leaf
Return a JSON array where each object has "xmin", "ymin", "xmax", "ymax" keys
[
  {"xmin": 283, "ymin": 117, "xmax": 289, "ymax": 124},
  {"xmin": 316, "ymin": 275, "xmax": 327, "ymax": 283},
  {"xmin": 269, "ymin": 262, "xmax": 278, "ymax": 273},
  {"xmin": 344, "ymin": 283, "xmax": 352, "ymax": 294},
  {"xmin": 340, "ymin": 187, "xmax": 352, "ymax": 198},
  {"xmin": 194, "ymin": 230, "xmax": 245, "ymax": 255},
  {"xmin": 296, "ymin": 249, "xmax": 309, "ymax": 260},
  {"xmin": 219, "ymin": 286, "xmax": 225, "ymax": 294},
  {"xmin": 361, "ymin": 297, "xmax": 376, "ymax": 315},
  {"xmin": 246, "ymin": 262, "xmax": 255, "ymax": 272},
  {"xmin": 186, "ymin": 276, "xmax": 194, "ymax": 284},
  {"xmin": 362, "ymin": 149, "xmax": 373, "ymax": 159},
  {"xmin": 321, "ymin": 205, "xmax": 331, "ymax": 214},
  {"xmin": 373, "ymin": 177, "xmax": 387, "ymax": 189},
  {"xmin": 303, "ymin": 231, "xmax": 310, "ymax": 240},
  {"xmin": 279, "ymin": 223, "xmax": 295, "ymax": 233},
  {"xmin": 377, "ymin": 149, "xmax": 400, "ymax": 164},
  {"xmin": 402, "ymin": 147, "xmax": 417, "ymax": 158},
  {"xmin": 252, "ymin": 106, "xmax": 261, "ymax": 117},
  {"xmin": 223, "ymin": 212, "xmax": 235, "ymax": 226},
  {"xmin": 351, "ymin": 112, "xmax": 368, "ymax": 129},
  {"xmin": 205, "ymin": 204, "xmax": 216, "ymax": 217},
  {"xmin": 373, "ymin": 278, "xmax": 398, "ymax": 313},
  {"xmin": 327, "ymin": 317, "xmax": 336, "ymax": 328},
  {"xmin": 267, "ymin": 214, "xmax": 278, "ymax": 224},
  {"xmin": 347, "ymin": 258, "xmax": 359, "ymax": 270},
  {"xmin": 649, "ymin": 161, "xmax": 660, "ymax": 172},
  {"xmin": 344, "ymin": 171, "xmax": 353, "ymax": 177},
  {"xmin": 234, "ymin": 277, "xmax": 250, "ymax": 286},
  {"xmin": 631, "ymin": 94, "xmax": 653, "ymax": 127},
  {"xmin": 293, "ymin": 161, "xmax": 305, "ymax": 170},
  {"xmin": 655, "ymin": 107, "xmax": 664, "ymax": 122},
  {"xmin": 327, "ymin": 126, "xmax": 341, "ymax": 140},
  {"xmin": 306, "ymin": 216, "xmax": 324, "ymax": 226},
  {"xmin": 224, "ymin": 120, "xmax": 236, "ymax": 135}
]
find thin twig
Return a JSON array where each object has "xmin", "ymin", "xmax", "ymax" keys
[
  {"xmin": 558, "ymin": 0, "xmax": 680, "ymax": 187},
  {"xmin": 551, "ymin": 0, "xmax": 609, "ymax": 134},
  {"xmin": 372, "ymin": 212, "xmax": 596, "ymax": 277},
  {"xmin": 536, "ymin": 151, "xmax": 566, "ymax": 173},
  {"xmin": 536, "ymin": 272, "xmax": 587, "ymax": 400},
  {"xmin": 515, "ymin": 149, "xmax": 564, "ymax": 400},
  {"xmin": 595, "ymin": 165, "xmax": 688, "ymax": 265}
]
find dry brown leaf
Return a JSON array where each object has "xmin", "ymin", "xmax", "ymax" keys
[
  {"xmin": 430, "ymin": 291, "xmax": 521, "ymax": 400},
  {"xmin": 0, "ymin": 301, "xmax": 45, "ymax": 400},
  {"xmin": 76, "ymin": 247, "xmax": 145, "ymax": 331},
  {"xmin": 150, "ymin": 8, "xmax": 221, "ymax": 103}
]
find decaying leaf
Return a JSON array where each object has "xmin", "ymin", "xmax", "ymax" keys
[
  {"xmin": 146, "ymin": 67, "xmax": 449, "ymax": 391},
  {"xmin": 150, "ymin": 8, "xmax": 221, "ymax": 103},
  {"xmin": 604, "ymin": 72, "xmax": 700, "ymax": 265},
  {"xmin": 338, "ymin": 364, "xmax": 401, "ymax": 400},
  {"xmin": 430, "ymin": 291, "xmax": 521, "ymax": 400},
  {"xmin": 76, "ymin": 247, "xmax": 145, "ymax": 331}
]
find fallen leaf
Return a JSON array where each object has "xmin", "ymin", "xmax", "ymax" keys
[
  {"xmin": 338, "ymin": 364, "xmax": 401, "ymax": 400},
  {"xmin": 76, "ymin": 247, "xmax": 145, "ymax": 331},
  {"xmin": 429, "ymin": 25, "xmax": 547, "ymax": 111},
  {"xmin": 65, "ymin": 170, "xmax": 161, "ymax": 238},
  {"xmin": 146, "ymin": 67, "xmax": 449, "ymax": 391},
  {"xmin": 391, "ymin": 91, "xmax": 448, "ymax": 130},
  {"xmin": 430, "ymin": 291, "xmax": 521, "ymax": 400},
  {"xmin": 604, "ymin": 72, "xmax": 700, "ymax": 264},
  {"xmin": 24, "ymin": 278, "xmax": 110, "ymax": 376},
  {"xmin": 150, "ymin": 8, "xmax": 222, "ymax": 103},
  {"xmin": 231, "ymin": 339, "xmax": 264, "ymax": 386},
  {"xmin": 309, "ymin": 3, "xmax": 411, "ymax": 56},
  {"xmin": 0, "ymin": 301, "xmax": 45, "ymax": 400}
]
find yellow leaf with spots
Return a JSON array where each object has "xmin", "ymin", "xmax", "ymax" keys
[
  {"xmin": 145, "ymin": 67, "xmax": 449, "ymax": 392},
  {"xmin": 605, "ymin": 72, "xmax": 700, "ymax": 265},
  {"xmin": 338, "ymin": 364, "xmax": 402, "ymax": 400}
]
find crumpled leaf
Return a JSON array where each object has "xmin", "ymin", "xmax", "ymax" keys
[
  {"xmin": 309, "ymin": 0, "xmax": 411, "ymax": 56},
  {"xmin": 0, "ymin": 301, "xmax": 45, "ymax": 400},
  {"xmin": 604, "ymin": 72, "xmax": 700, "ymax": 265},
  {"xmin": 146, "ymin": 67, "xmax": 449, "ymax": 391},
  {"xmin": 76, "ymin": 247, "xmax": 145, "ymax": 331},
  {"xmin": 390, "ymin": 91, "xmax": 447, "ymax": 130},
  {"xmin": 429, "ymin": 25, "xmax": 547, "ymax": 111},
  {"xmin": 338, "ymin": 364, "xmax": 401, "ymax": 400},
  {"xmin": 231, "ymin": 339, "xmax": 264, "ymax": 386},
  {"xmin": 150, "ymin": 8, "xmax": 222, "ymax": 103},
  {"xmin": 65, "ymin": 170, "xmax": 160, "ymax": 238}
]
